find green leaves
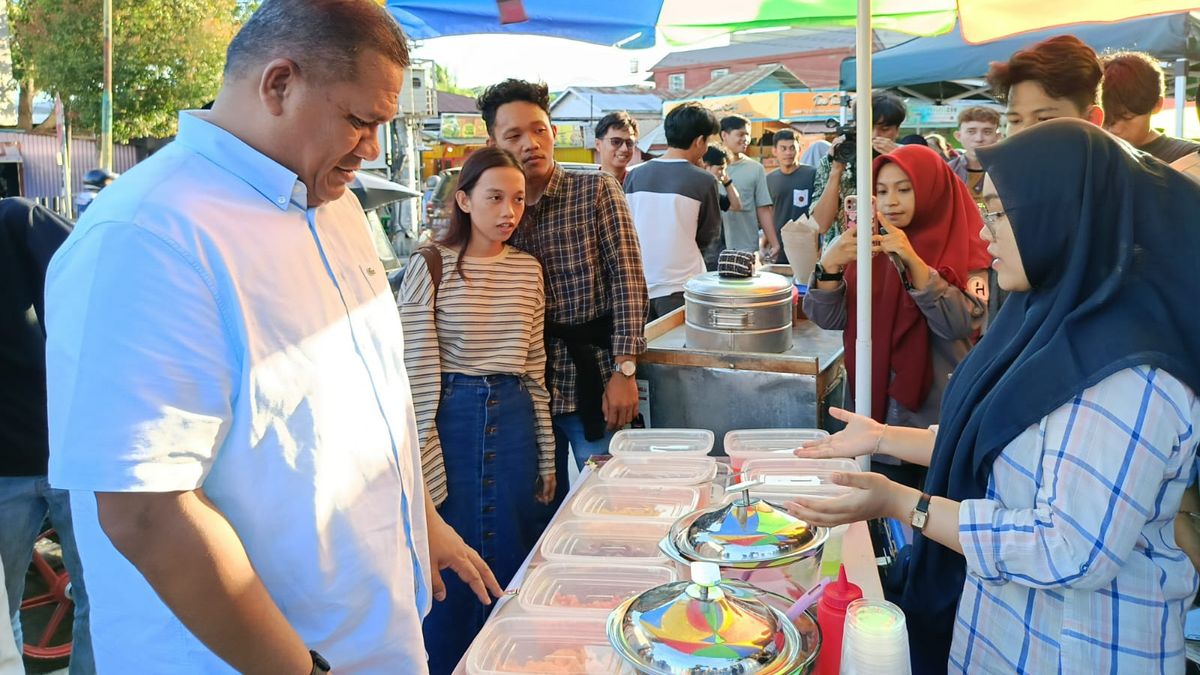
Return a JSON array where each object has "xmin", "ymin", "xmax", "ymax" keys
[{"xmin": 11, "ymin": 0, "xmax": 241, "ymax": 141}]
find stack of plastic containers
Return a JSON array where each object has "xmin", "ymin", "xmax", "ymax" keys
[
  {"xmin": 724, "ymin": 428, "xmax": 831, "ymax": 471},
  {"xmin": 595, "ymin": 429, "xmax": 719, "ymax": 505},
  {"xmin": 466, "ymin": 616, "xmax": 637, "ymax": 674}
]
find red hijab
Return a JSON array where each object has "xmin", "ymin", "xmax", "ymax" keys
[{"xmin": 843, "ymin": 145, "xmax": 990, "ymax": 422}]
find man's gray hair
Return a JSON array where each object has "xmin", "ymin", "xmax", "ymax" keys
[{"xmin": 225, "ymin": 0, "xmax": 409, "ymax": 82}]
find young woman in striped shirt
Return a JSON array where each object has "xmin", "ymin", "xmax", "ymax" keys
[{"xmin": 398, "ymin": 147, "xmax": 555, "ymax": 673}]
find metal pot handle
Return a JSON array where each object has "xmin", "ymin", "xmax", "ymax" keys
[{"xmin": 708, "ymin": 308, "xmax": 750, "ymax": 328}]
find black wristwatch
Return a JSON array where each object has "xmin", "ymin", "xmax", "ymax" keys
[
  {"xmin": 721, "ymin": 178, "xmax": 733, "ymax": 187},
  {"xmin": 310, "ymin": 650, "xmax": 331, "ymax": 675},
  {"xmin": 910, "ymin": 492, "xmax": 932, "ymax": 533},
  {"xmin": 814, "ymin": 261, "xmax": 844, "ymax": 282}
]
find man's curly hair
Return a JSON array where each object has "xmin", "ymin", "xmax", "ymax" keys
[{"xmin": 476, "ymin": 79, "xmax": 551, "ymax": 136}]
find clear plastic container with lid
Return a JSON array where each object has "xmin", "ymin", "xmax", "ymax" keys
[
  {"xmin": 596, "ymin": 455, "xmax": 718, "ymax": 487},
  {"xmin": 740, "ymin": 457, "xmax": 860, "ymax": 498},
  {"xmin": 466, "ymin": 615, "xmax": 635, "ymax": 674},
  {"xmin": 724, "ymin": 428, "xmax": 831, "ymax": 470},
  {"xmin": 539, "ymin": 519, "xmax": 670, "ymax": 563},
  {"xmin": 608, "ymin": 428, "xmax": 714, "ymax": 456},
  {"xmin": 569, "ymin": 482, "xmax": 701, "ymax": 522},
  {"xmin": 517, "ymin": 562, "xmax": 677, "ymax": 615}
]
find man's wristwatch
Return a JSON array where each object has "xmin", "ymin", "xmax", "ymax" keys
[
  {"xmin": 910, "ymin": 493, "xmax": 932, "ymax": 533},
  {"xmin": 814, "ymin": 261, "xmax": 844, "ymax": 282},
  {"xmin": 310, "ymin": 649, "xmax": 331, "ymax": 675},
  {"xmin": 614, "ymin": 360, "xmax": 636, "ymax": 377},
  {"xmin": 721, "ymin": 178, "xmax": 733, "ymax": 187}
]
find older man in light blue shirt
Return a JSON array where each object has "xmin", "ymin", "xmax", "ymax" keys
[{"xmin": 42, "ymin": 2, "xmax": 499, "ymax": 674}]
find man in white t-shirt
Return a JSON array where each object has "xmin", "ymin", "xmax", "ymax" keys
[
  {"xmin": 43, "ymin": 2, "xmax": 498, "ymax": 674},
  {"xmin": 625, "ymin": 102, "xmax": 722, "ymax": 320}
]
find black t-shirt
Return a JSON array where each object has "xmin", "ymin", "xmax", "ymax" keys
[
  {"xmin": 1139, "ymin": 134, "xmax": 1200, "ymax": 164},
  {"xmin": 1, "ymin": 198, "xmax": 72, "ymax": 476},
  {"xmin": 767, "ymin": 165, "xmax": 817, "ymax": 265}
]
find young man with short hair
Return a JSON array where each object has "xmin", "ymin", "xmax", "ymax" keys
[
  {"xmin": 1102, "ymin": 51, "xmax": 1200, "ymax": 163},
  {"xmin": 718, "ymin": 115, "xmax": 780, "ymax": 261},
  {"xmin": 810, "ymin": 91, "xmax": 906, "ymax": 249},
  {"xmin": 766, "ymin": 129, "xmax": 816, "ymax": 265},
  {"xmin": 947, "ymin": 106, "xmax": 1002, "ymax": 204},
  {"xmin": 986, "ymin": 34, "xmax": 1104, "ymax": 135},
  {"xmin": 625, "ymin": 102, "xmax": 722, "ymax": 321},
  {"xmin": 594, "ymin": 111, "xmax": 639, "ymax": 184},
  {"xmin": 477, "ymin": 79, "xmax": 648, "ymax": 489}
]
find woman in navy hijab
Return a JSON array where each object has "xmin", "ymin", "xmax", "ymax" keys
[{"xmin": 788, "ymin": 119, "xmax": 1200, "ymax": 673}]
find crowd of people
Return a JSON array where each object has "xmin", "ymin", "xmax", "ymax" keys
[{"xmin": 2, "ymin": 1, "xmax": 1200, "ymax": 674}]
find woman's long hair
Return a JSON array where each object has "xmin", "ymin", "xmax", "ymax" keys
[{"xmin": 436, "ymin": 146, "xmax": 525, "ymax": 281}]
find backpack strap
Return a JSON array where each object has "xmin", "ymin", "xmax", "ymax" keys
[{"xmin": 415, "ymin": 245, "xmax": 443, "ymax": 308}]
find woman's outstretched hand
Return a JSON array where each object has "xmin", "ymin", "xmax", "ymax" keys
[{"xmin": 794, "ymin": 406, "xmax": 883, "ymax": 460}]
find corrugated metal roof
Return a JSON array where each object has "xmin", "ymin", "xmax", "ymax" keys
[
  {"xmin": 0, "ymin": 131, "xmax": 138, "ymax": 200},
  {"xmin": 549, "ymin": 86, "xmax": 669, "ymax": 117},
  {"xmin": 436, "ymin": 90, "xmax": 478, "ymax": 114},
  {"xmin": 685, "ymin": 65, "xmax": 807, "ymax": 98}
]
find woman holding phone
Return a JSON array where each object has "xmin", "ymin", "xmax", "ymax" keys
[
  {"xmin": 804, "ymin": 144, "xmax": 989, "ymax": 484},
  {"xmin": 790, "ymin": 119, "xmax": 1200, "ymax": 673}
]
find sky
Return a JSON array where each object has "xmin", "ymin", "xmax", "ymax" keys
[{"xmin": 410, "ymin": 33, "xmax": 728, "ymax": 91}]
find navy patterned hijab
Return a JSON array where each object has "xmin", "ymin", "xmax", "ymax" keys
[{"xmin": 899, "ymin": 119, "xmax": 1200, "ymax": 672}]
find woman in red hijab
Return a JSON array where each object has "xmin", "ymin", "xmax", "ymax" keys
[{"xmin": 803, "ymin": 144, "xmax": 990, "ymax": 485}]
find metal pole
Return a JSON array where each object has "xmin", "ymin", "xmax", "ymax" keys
[
  {"xmin": 1174, "ymin": 59, "xmax": 1188, "ymax": 138},
  {"xmin": 55, "ymin": 96, "xmax": 72, "ymax": 218},
  {"xmin": 854, "ymin": 0, "xmax": 873, "ymax": 470},
  {"xmin": 99, "ymin": 0, "xmax": 113, "ymax": 172}
]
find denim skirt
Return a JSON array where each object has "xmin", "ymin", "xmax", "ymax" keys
[{"xmin": 422, "ymin": 373, "xmax": 543, "ymax": 674}]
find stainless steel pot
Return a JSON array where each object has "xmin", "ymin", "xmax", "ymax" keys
[
  {"xmin": 659, "ymin": 493, "xmax": 827, "ymax": 602},
  {"xmin": 683, "ymin": 271, "xmax": 793, "ymax": 353}
]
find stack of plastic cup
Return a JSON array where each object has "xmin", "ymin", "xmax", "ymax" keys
[{"xmin": 839, "ymin": 598, "xmax": 911, "ymax": 674}]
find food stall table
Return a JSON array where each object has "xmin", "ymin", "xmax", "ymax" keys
[{"xmin": 451, "ymin": 462, "xmax": 882, "ymax": 674}]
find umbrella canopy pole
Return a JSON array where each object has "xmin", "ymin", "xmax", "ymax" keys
[
  {"xmin": 1175, "ymin": 59, "xmax": 1188, "ymax": 138},
  {"xmin": 854, "ymin": 0, "xmax": 874, "ymax": 471}
]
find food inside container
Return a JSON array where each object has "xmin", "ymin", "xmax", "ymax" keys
[
  {"xmin": 466, "ymin": 615, "xmax": 635, "ymax": 674},
  {"xmin": 724, "ymin": 428, "xmax": 831, "ymax": 470},
  {"xmin": 540, "ymin": 519, "xmax": 670, "ymax": 563},
  {"xmin": 569, "ymin": 483, "xmax": 701, "ymax": 522},
  {"xmin": 596, "ymin": 455, "xmax": 718, "ymax": 487},
  {"xmin": 607, "ymin": 428, "xmax": 714, "ymax": 456},
  {"xmin": 518, "ymin": 562, "xmax": 677, "ymax": 614},
  {"xmin": 740, "ymin": 457, "xmax": 860, "ymax": 498}
]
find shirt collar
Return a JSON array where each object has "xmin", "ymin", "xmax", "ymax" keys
[
  {"xmin": 174, "ymin": 111, "xmax": 306, "ymax": 212},
  {"xmin": 542, "ymin": 162, "xmax": 566, "ymax": 200}
]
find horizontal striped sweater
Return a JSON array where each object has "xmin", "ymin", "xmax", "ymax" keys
[{"xmin": 398, "ymin": 243, "xmax": 555, "ymax": 505}]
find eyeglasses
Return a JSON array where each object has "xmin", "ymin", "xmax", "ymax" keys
[
  {"xmin": 606, "ymin": 136, "xmax": 637, "ymax": 150},
  {"xmin": 979, "ymin": 206, "xmax": 1006, "ymax": 238}
]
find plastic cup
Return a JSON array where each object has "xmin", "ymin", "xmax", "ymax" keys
[{"xmin": 839, "ymin": 599, "xmax": 911, "ymax": 674}]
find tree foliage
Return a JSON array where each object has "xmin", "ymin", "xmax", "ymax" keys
[{"xmin": 11, "ymin": 0, "xmax": 241, "ymax": 141}]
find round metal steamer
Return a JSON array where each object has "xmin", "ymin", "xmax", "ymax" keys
[
  {"xmin": 659, "ymin": 496, "xmax": 828, "ymax": 601},
  {"xmin": 607, "ymin": 568, "xmax": 819, "ymax": 674},
  {"xmin": 683, "ymin": 271, "xmax": 794, "ymax": 353}
]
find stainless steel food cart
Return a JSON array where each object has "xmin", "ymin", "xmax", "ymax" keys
[{"xmin": 636, "ymin": 308, "xmax": 846, "ymax": 454}]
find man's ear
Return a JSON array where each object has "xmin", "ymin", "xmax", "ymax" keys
[
  {"xmin": 953, "ymin": 130, "xmax": 963, "ymax": 144},
  {"xmin": 259, "ymin": 58, "xmax": 299, "ymax": 117},
  {"xmin": 486, "ymin": 135, "xmax": 496, "ymax": 148},
  {"xmin": 1085, "ymin": 105, "xmax": 1105, "ymax": 128},
  {"xmin": 1152, "ymin": 96, "xmax": 1166, "ymax": 115}
]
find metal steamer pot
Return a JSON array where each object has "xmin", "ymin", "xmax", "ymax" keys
[
  {"xmin": 658, "ymin": 491, "xmax": 828, "ymax": 603},
  {"xmin": 683, "ymin": 271, "xmax": 793, "ymax": 353},
  {"xmin": 607, "ymin": 561, "xmax": 822, "ymax": 674}
]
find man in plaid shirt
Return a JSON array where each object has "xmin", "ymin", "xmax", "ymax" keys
[{"xmin": 477, "ymin": 80, "xmax": 648, "ymax": 501}]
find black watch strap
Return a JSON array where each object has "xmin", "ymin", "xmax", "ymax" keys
[
  {"xmin": 911, "ymin": 492, "xmax": 932, "ymax": 533},
  {"xmin": 814, "ymin": 262, "xmax": 844, "ymax": 282},
  {"xmin": 310, "ymin": 650, "xmax": 331, "ymax": 675}
]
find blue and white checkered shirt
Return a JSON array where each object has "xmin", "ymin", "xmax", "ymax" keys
[{"xmin": 953, "ymin": 366, "xmax": 1200, "ymax": 673}]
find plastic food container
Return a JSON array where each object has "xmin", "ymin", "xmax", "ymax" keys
[
  {"xmin": 466, "ymin": 615, "xmax": 635, "ymax": 674},
  {"xmin": 724, "ymin": 428, "xmax": 831, "ymax": 471},
  {"xmin": 741, "ymin": 457, "xmax": 860, "ymax": 498},
  {"xmin": 517, "ymin": 562, "xmax": 677, "ymax": 615},
  {"xmin": 608, "ymin": 428, "xmax": 714, "ymax": 456},
  {"xmin": 540, "ymin": 519, "xmax": 670, "ymax": 564},
  {"xmin": 570, "ymin": 483, "xmax": 702, "ymax": 522},
  {"xmin": 596, "ymin": 455, "xmax": 718, "ymax": 488}
]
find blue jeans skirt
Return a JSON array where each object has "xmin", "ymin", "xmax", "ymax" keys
[{"xmin": 422, "ymin": 373, "xmax": 543, "ymax": 674}]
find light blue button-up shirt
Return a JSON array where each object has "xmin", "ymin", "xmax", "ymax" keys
[{"xmin": 45, "ymin": 111, "xmax": 431, "ymax": 674}]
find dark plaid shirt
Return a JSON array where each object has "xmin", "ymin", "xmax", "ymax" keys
[{"xmin": 510, "ymin": 163, "xmax": 648, "ymax": 416}]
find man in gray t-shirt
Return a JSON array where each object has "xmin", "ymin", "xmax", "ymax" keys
[{"xmin": 718, "ymin": 115, "xmax": 779, "ymax": 259}]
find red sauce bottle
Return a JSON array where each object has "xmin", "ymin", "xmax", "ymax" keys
[{"xmin": 814, "ymin": 564, "xmax": 863, "ymax": 675}]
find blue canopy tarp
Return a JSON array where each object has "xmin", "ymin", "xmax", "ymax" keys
[{"xmin": 840, "ymin": 12, "xmax": 1200, "ymax": 90}]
